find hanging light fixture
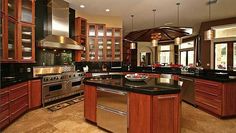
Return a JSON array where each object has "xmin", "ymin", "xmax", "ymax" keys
[
  {"xmin": 174, "ymin": 2, "xmax": 182, "ymax": 45},
  {"xmin": 151, "ymin": 9, "xmax": 161, "ymax": 47},
  {"xmin": 204, "ymin": 0, "xmax": 215, "ymax": 40},
  {"xmin": 130, "ymin": 15, "xmax": 136, "ymax": 49}
]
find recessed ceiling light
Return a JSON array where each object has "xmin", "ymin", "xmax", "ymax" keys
[
  {"xmin": 80, "ymin": 5, "xmax": 85, "ymax": 8},
  {"xmin": 105, "ymin": 9, "xmax": 110, "ymax": 12}
]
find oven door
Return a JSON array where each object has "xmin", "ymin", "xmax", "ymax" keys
[
  {"xmin": 42, "ymin": 82, "xmax": 64, "ymax": 100},
  {"xmin": 68, "ymin": 78, "xmax": 82, "ymax": 91}
]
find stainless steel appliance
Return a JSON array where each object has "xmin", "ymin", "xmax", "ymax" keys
[
  {"xmin": 180, "ymin": 76, "xmax": 196, "ymax": 106},
  {"xmin": 97, "ymin": 87, "xmax": 128, "ymax": 133},
  {"xmin": 33, "ymin": 66, "xmax": 84, "ymax": 106}
]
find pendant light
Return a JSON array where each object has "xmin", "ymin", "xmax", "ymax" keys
[
  {"xmin": 204, "ymin": 0, "xmax": 214, "ymax": 40},
  {"xmin": 174, "ymin": 2, "xmax": 182, "ymax": 45},
  {"xmin": 151, "ymin": 9, "xmax": 158, "ymax": 47},
  {"xmin": 130, "ymin": 15, "xmax": 136, "ymax": 49}
]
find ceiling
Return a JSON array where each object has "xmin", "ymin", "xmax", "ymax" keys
[{"xmin": 65, "ymin": 0, "xmax": 236, "ymax": 35}]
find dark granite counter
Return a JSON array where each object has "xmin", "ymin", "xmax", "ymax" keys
[
  {"xmin": 83, "ymin": 75, "xmax": 181, "ymax": 95},
  {"xmin": 1, "ymin": 76, "xmax": 41, "ymax": 89}
]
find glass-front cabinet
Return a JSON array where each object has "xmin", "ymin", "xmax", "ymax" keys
[
  {"xmin": 87, "ymin": 24, "xmax": 122, "ymax": 61},
  {"xmin": 7, "ymin": 18, "xmax": 17, "ymax": 60},
  {"xmin": 7, "ymin": 0, "xmax": 17, "ymax": 18},
  {"xmin": 20, "ymin": 0, "xmax": 35, "ymax": 24},
  {"xmin": 19, "ymin": 23, "xmax": 35, "ymax": 62}
]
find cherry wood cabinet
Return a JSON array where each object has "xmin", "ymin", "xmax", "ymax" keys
[
  {"xmin": 75, "ymin": 17, "xmax": 87, "ymax": 62},
  {"xmin": 0, "ymin": 81, "xmax": 29, "ymax": 130},
  {"xmin": 28, "ymin": 79, "xmax": 42, "ymax": 109},
  {"xmin": 195, "ymin": 79, "xmax": 236, "ymax": 117},
  {"xmin": 1, "ymin": 0, "xmax": 35, "ymax": 63},
  {"xmin": 129, "ymin": 93, "xmax": 152, "ymax": 133},
  {"xmin": 84, "ymin": 85, "xmax": 97, "ymax": 123},
  {"xmin": 152, "ymin": 94, "xmax": 181, "ymax": 133},
  {"xmin": 86, "ymin": 23, "xmax": 122, "ymax": 62}
]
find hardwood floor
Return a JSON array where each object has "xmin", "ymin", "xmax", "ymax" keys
[{"xmin": 2, "ymin": 102, "xmax": 236, "ymax": 133}]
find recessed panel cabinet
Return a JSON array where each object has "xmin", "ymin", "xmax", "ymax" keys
[{"xmin": 1, "ymin": 0, "xmax": 35, "ymax": 63}]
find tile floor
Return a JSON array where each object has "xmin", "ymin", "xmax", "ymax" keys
[{"xmin": 2, "ymin": 102, "xmax": 236, "ymax": 133}]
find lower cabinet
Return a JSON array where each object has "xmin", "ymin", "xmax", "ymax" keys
[
  {"xmin": 84, "ymin": 85, "xmax": 97, "ymax": 123},
  {"xmin": 0, "ymin": 89, "xmax": 10, "ymax": 130},
  {"xmin": 29, "ymin": 79, "xmax": 42, "ymax": 109},
  {"xmin": 195, "ymin": 79, "xmax": 236, "ymax": 117}
]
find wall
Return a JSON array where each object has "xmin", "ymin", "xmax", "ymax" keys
[
  {"xmin": 76, "ymin": 11, "xmax": 123, "ymax": 28},
  {"xmin": 137, "ymin": 42, "xmax": 154, "ymax": 66}
]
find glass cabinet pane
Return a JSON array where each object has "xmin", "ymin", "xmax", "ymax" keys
[
  {"xmin": 8, "ymin": 0, "xmax": 17, "ymax": 18},
  {"xmin": 114, "ymin": 38, "xmax": 121, "ymax": 60},
  {"xmin": 215, "ymin": 43, "xmax": 227, "ymax": 70},
  {"xmin": 97, "ymin": 25, "xmax": 104, "ymax": 37},
  {"xmin": 81, "ymin": 19, "xmax": 86, "ymax": 35},
  {"xmin": 21, "ymin": 26, "xmax": 32, "ymax": 60},
  {"xmin": 106, "ymin": 28, "xmax": 113, "ymax": 37},
  {"xmin": 89, "ymin": 25, "xmax": 95, "ymax": 36},
  {"xmin": 21, "ymin": 0, "xmax": 33, "ymax": 23},
  {"xmin": 233, "ymin": 43, "xmax": 236, "ymax": 69},
  {"xmin": 88, "ymin": 38, "xmax": 96, "ymax": 60},
  {"xmin": 97, "ymin": 38, "xmax": 104, "ymax": 60},
  {"xmin": 0, "ymin": 16, "xmax": 3, "ymax": 59},
  {"xmin": 114, "ymin": 29, "xmax": 121, "ymax": 37},
  {"xmin": 8, "ymin": 19, "xmax": 16, "ymax": 60},
  {"xmin": 106, "ymin": 38, "xmax": 112, "ymax": 60}
]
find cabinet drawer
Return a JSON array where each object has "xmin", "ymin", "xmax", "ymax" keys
[
  {"xmin": 196, "ymin": 91, "xmax": 221, "ymax": 108},
  {"xmin": 196, "ymin": 100, "xmax": 221, "ymax": 115},
  {"xmin": 195, "ymin": 83, "xmax": 222, "ymax": 96},
  {"xmin": 0, "ymin": 91, "xmax": 9, "ymax": 106},
  {"xmin": 10, "ymin": 94, "xmax": 28, "ymax": 116},
  {"xmin": 0, "ymin": 104, "xmax": 10, "ymax": 121},
  {"xmin": 9, "ymin": 82, "xmax": 28, "ymax": 101},
  {"xmin": 0, "ymin": 116, "xmax": 10, "ymax": 130}
]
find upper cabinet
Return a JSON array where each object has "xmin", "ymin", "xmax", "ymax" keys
[
  {"xmin": 1, "ymin": 0, "xmax": 35, "ymax": 63},
  {"xmin": 86, "ymin": 23, "xmax": 122, "ymax": 62},
  {"xmin": 19, "ymin": 0, "xmax": 35, "ymax": 24}
]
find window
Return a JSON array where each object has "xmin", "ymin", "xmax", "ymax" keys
[
  {"xmin": 179, "ymin": 41, "xmax": 194, "ymax": 66},
  {"xmin": 234, "ymin": 43, "xmax": 236, "ymax": 69},
  {"xmin": 160, "ymin": 45, "xmax": 170, "ymax": 64},
  {"xmin": 215, "ymin": 43, "xmax": 227, "ymax": 70}
]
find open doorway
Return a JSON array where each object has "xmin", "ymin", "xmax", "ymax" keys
[{"xmin": 140, "ymin": 52, "xmax": 151, "ymax": 67}]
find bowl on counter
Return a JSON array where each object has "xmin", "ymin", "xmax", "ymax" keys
[{"xmin": 125, "ymin": 73, "xmax": 148, "ymax": 82}]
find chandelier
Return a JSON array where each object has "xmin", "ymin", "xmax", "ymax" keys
[{"xmin": 151, "ymin": 33, "xmax": 161, "ymax": 47}]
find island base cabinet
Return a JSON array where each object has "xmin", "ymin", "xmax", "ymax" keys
[
  {"xmin": 84, "ymin": 85, "xmax": 97, "ymax": 123},
  {"xmin": 129, "ymin": 93, "xmax": 152, "ymax": 133},
  {"xmin": 152, "ymin": 94, "xmax": 180, "ymax": 133},
  {"xmin": 128, "ymin": 93, "xmax": 180, "ymax": 133}
]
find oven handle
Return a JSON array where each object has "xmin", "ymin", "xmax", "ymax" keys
[
  {"xmin": 97, "ymin": 105, "xmax": 127, "ymax": 116},
  {"xmin": 97, "ymin": 87, "xmax": 127, "ymax": 95}
]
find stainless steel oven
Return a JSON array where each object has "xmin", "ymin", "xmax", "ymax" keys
[{"xmin": 97, "ymin": 87, "xmax": 127, "ymax": 133}]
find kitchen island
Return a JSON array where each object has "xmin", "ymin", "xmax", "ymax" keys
[{"xmin": 83, "ymin": 75, "xmax": 181, "ymax": 133}]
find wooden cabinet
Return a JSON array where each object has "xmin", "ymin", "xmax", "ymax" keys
[
  {"xmin": 1, "ymin": 0, "xmax": 35, "ymax": 63},
  {"xmin": 0, "ymin": 12, "xmax": 5, "ymax": 60},
  {"xmin": 86, "ymin": 23, "xmax": 122, "ymax": 62},
  {"xmin": 0, "ymin": 89, "xmax": 10, "ymax": 130},
  {"xmin": 129, "ymin": 93, "xmax": 152, "ymax": 133},
  {"xmin": 75, "ymin": 17, "xmax": 87, "ymax": 62},
  {"xmin": 129, "ymin": 92, "xmax": 180, "ymax": 133},
  {"xmin": 18, "ymin": 23, "xmax": 35, "ymax": 62},
  {"xmin": 84, "ymin": 85, "xmax": 97, "ymax": 122},
  {"xmin": 152, "ymin": 94, "xmax": 180, "ymax": 133},
  {"xmin": 28, "ymin": 79, "xmax": 42, "ymax": 109},
  {"xmin": 195, "ymin": 79, "xmax": 236, "ymax": 117},
  {"xmin": 0, "ymin": 81, "xmax": 29, "ymax": 130}
]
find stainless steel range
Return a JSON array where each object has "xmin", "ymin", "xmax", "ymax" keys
[{"xmin": 33, "ymin": 66, "xmax": 84, "ymax": 106}]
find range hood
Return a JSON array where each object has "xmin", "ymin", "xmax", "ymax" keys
[{"xmin": 38, "ymin": 0, "xmax": 84, "ymax": 50}]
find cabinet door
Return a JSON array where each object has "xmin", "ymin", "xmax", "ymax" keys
[
  {"xmin": 19, "ymin": 0, "xmax": 35, "ymax": 24},
  {"xmin": 29, "ymin": 80, "xmax": 42, "ymax": 109},
  {"xmin": 88, "ymin": 37, "xmax": 96, "ymax": 61},
  {"xmin": 19, "ymin": 23, "xmax": 35, "ymax": 62},
  {"xmin": 6, "ymin": 17, "xmax": 17, "ymax": 61},
  {"xmin": 114, "ymin": 37, "xmax": 121, "ymax": 61},
  {"xmin": 106, "ymin": 38, "xmax": 112, "ymax": 61},
  {"xmin": 84, "ymin": 85, "xmax": 96, "ymax": 123},
  {"xmin": 0, "ymin": 13, "xmax": 4, "ymax": 60},
  {"xmin": 97, "ymin": 37, "xmax": 104, "ymax": 61},
  {"xmin": 7, "ymin": 0, "xmax": 17, "ymax": 19}
]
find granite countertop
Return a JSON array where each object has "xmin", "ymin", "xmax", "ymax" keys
[
  {"xmin": 83, "ymin": 75, "xmax": 181, "ymax": 95},
  {"xmin": 1, "ymin": 75, "xmax": 41, "ymax": 89}
]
